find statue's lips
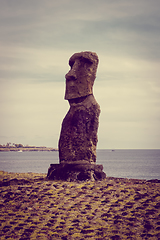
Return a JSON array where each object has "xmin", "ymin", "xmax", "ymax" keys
[
  {"xmin": 66, "ymin": 85, "xmax": 79, "ymax": 95},
  {"xmin": 68, "ymin": 86, "xmax": 77, "ymax": 91}
]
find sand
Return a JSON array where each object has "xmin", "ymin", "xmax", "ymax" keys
[{"xmin": 0, "ymin": 171, "xmax": 160, "ymax": 240}]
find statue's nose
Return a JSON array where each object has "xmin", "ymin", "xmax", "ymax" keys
[
  {"xmin": 65, "ymin": 68, "xmax": 77, "ymax": 81},
  {"xmin": 65, "ymin": 60, "xmax": 79, "ymax": 80}
]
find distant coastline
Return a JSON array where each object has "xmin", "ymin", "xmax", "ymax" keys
[{"xmin": 0, "ymin": 143, "xmax": 58, "ymax": 152}]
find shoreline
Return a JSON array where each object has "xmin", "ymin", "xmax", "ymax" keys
[
  {"xmin": 0, "ymin": 147, "xmax": 58, "ymax": 152},
  {"xmin": 0, "ymin": 171, "xmax": 160, "ymax": 239}
]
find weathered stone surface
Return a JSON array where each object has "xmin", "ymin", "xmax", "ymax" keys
[
  {"xmin": 47, "ymin": 51, "xmax": 106, "ymax": 181},
  {"xmin": 47, "ymin": 163, "xmax": 106, "ymax": 181},
  {"xmin": 59, "ymin": 94, "xmax": 100, "ymax": 163},
  {"xmin": 65, "ymin": 51, "xmax": 99, "ymax": 100}
]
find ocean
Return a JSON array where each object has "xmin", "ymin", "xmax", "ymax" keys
[{"xmin": 0, "ymin": 149, "xmax": 160, "ymax": 180}]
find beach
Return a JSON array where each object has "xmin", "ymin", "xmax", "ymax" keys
[{"xmin": 0, "ymin": 171, "xmax": 160, "ymax": 239}]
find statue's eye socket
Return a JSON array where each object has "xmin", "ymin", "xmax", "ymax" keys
[
  {"xmin": 84, "ymin": 59, "xmax": 92, "ymax": 65},
  {"xmin": 69, "ymin": 61, "xmax": 74, "ymax": 68}
]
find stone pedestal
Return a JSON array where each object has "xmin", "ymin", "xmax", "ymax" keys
[{"xmin": 47, "ymin": 162, "xmax": 106, "ymax": 181}]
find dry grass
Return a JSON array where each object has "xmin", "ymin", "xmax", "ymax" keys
[{"xmin": 0, "ymin": 171, "xmax": 160, "ymax": 239}]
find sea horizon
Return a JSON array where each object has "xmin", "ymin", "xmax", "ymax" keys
[{"xmin": 0, "ymin": 149, "xmax": 160, "ymax": 180}]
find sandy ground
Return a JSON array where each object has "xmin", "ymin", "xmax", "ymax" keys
[{"xmin": 0, "ymin": 171, "xmax": 160, "ymax": 240}]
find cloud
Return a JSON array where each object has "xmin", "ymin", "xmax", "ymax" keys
[
  {"xmin": 0, "ymin": 80, "xmax": 68, "ymax": 146},
  {"xmin": 0, "ymin": 45, "xmax": 72, "ymax": 84},
  {"xmin": 0, "ymin": 0, "xmax": 160, "ymax": 148}
]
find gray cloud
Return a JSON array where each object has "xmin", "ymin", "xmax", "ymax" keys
[{"xmin": 0, "ymin": 0, "xmax": 160, "ymax": 148}]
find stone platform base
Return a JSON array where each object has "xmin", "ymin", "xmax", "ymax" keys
[{"xmin": 47, "ymin": 162, "xmax": 106, "ymax": 181}]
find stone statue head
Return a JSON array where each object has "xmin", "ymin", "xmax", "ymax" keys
[{"xmin": 65, "ymin": 51, "xmax": 99, "ymax": 100}]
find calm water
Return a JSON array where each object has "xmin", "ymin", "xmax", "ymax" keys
[{"xmin": 0, "ymin": 149, "xmax": 160, "ymax": 180}]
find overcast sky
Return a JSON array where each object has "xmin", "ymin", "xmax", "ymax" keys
[{"xmin": 0, "ymin": 0, "xmax": 160, "ymax": 149}]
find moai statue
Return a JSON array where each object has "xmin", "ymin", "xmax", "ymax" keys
[
  {"xmin": 59, "ymin": 51, "xmax": 100, "ymax": 164},
  {"xmin": 47, "ymin": 51, "xmax": 106, "ymax": 181}
]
